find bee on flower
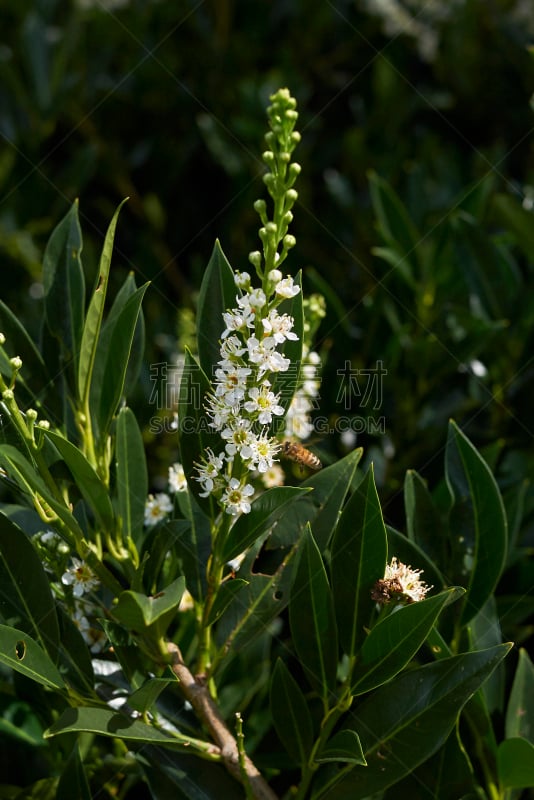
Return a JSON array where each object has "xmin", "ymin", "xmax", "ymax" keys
[{"xmin": 371, "ymin": 557, "xmax": 432, "ymax": 604}]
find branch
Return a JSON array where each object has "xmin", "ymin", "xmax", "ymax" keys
[{"xmin": 167, "ymin": 642, "xmax": 279, "ymax": 800}]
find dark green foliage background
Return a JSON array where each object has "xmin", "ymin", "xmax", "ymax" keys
[{"xmin": 0, "ymin": 4, "xmax": 533, "ymax": 797}]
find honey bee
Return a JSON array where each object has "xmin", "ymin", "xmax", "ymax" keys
[{"xmin": 281, "ymin": 440, "xmax": 322, "ymax": 471}]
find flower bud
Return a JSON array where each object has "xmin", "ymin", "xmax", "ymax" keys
[
  {"xmin": 248, "ymin": 251, "xmax": 262, "ymax": 270},
  {"xmin": 283, "ymin": 234, "xmax": 296, "ymax": 250},
  {"xmin": 268, "ymin": 269, "xmax": 283, "ymax": 283},
  {"xmin": 262, "ymin": 150, "xmax": 275, "ymax": 165},
  {"xmin": 10, "ymin": 356, "xmax": 22, "ymax": 371},
  {"xmin": 37, "ymin": 420, "xmax": 50, "ymax": 430},
  {"xmin": 26, "ymin": 409, "xmax": 38, "ymax": 421},
  {"xmin": 0, "ymin": 333, "xmax": 5, "ymax": 345}
]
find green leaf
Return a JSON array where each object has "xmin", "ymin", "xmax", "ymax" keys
[
  {"xmin": 140, "ymin": 748, "xmax": 243, "ymax": 800},
  {"xmin": 316, "ymin": 730, "xmax": 365, "ymax": 765},
  {"xmin": 368, "ymin": 170, "xmax": 421, "ymax": 284},
  {"xmin": 325, "ymin": 644, "xmax": 511, "ymax": 799},
  {"xmin": 445, "ymin": 420, "xmax": 508, "ymax": 626},
  {"xmin": 42, "ymin": 199, "xmax": 85, "ymax": 368},
  {"xmin": 177, "ymin": 348, "xmax": 223, "ymax": 512},
  {"xmin": 45, "ymin": 706, "xmax": 201, "ymax": 751},
  {"xmin": 492, "ymin": 192, "xmax": 534, "ymax": 257},
  {"xmin": 196, "ymin": 239, "xmax": 237, "ymax": 379},
  {"xmin": 116, "ymin": 407, "xmax": 148, "ymax": 547},
  {"xmin": 205, "ymin": 579, "xmax": 248, "ymax": 626},
  {"xmin": 269, "ymin": 448, "xmax": 363, "ymax": 552},
  {"xmin": 78, "ymin": 198, "xmax": 128, "ymax": 405},
  {"xmin": 0, "ymin": 697, "xmax": 45, "ymax": 747},
  {"xmin": 498, "ymin": 738, "xmax": 534, "ymax": 789},
  {"xmin": 217, "ymin": 546, "xmax": 296, "ymax": 658},
  {"xmin": 404, "ymin": 469, "xmax": 447, "ymax": 567},
  {"xmin": 0, "ymin": 624, "xmax": 65, "ymax": 689},
  {"xmin": 114, "ymin": 576, "xmax": 186, "ymax": 635},
  {"xmin": 270, "ymin": 658, "xmax": 314, "ymax": 766},
  {"xmin": 222, "ymin": 486, "xmax": 309, "ymax": 563},
  {"xmin": 0, "ymin": 299, "xmax": 48, "ymax": 394},
  {"xmin": 289, "ymin": 525, "xmax": 338, "ymax": 698},
  {"xmin": 468, "ymin": 596, "xmax": 505, "ymax": 714},
  {"xmin": 56, "ymin": 605, "xmax": 95, "ymax": 696},
  {"xmin": 163, "ymin": 512, "xmax": 210, "ymax": 602},
  {"xmin": 330, "ymin": 465, "xmax": 388, "ymax": 657},
  {"xmin": 351, "ymin": 588, "xmax": 463, "ymax": 695},
  {"xmin": 0, "ymin": 445, "xmax": 84, "ymax": 542},
  {"xmin": 95, "ymin": 281, "xmax": 149, "ymax": 442},
  {"xmin": 44, "ymin": 430, "xmax": 114, "ymax": 530},
  {"xmin": 505, "ymin": 648, "xmax": 534, "ymax": 741},
  {"xmin": 56, "ymin": 744, "xmax": 92, "ymax": 800},
  {"xmin": 0, "ymin": 512, "xmax": 59, "ymax": 658},
  {"xmin": 128, "ymin": 674, "xmax": 176, "ymax": 713}
]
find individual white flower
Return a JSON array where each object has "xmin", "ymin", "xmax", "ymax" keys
[
  {"xmin": 247, "ymin": 430, "xmax": 281, "ymax": 473},
  {"xmin": 285, "ymin": 392, "xmax": 314, "ymax": 439},
  {"xmin": 168, "ymin": 462, "xmax": 187, "ymax": 493},
  {"xmin": 61, "ymin": 558, "xmax": 100, "ymax": 598},
  {"xmin": 275, "ymin": 276, "xmax": 300, "ymax": 298},
  {"xmin": 205, "ymin": 393, "xmax": 237, "ymax": 431},
  {"xmin": 214, "ymin": 364, "xmax": 251, "ymax": 405},
  {"xmin": 221, "ymin": 478, "xmax": 254, "ymax": 515},
  {"xmin": 194, "ymin": 449, "xmax": 226, "ymax": 496},
  {"xmin": 221, "ymin": 307, "xmax": 254, "ymax": 338},
  {"xmin": 144, "ymin": 493, "xmax": 173, "ymax": 527},
  {"xmin": 219, "ymin": 335, "xmax": 246, "ymax": 363},
  {"xmin": 260, "ymin": 463, "xmax": 285, "ymax": 488},
  {"xmin": 221, "ymin": 419, "xmax": 254, "ymax": 458},
  {"xmin": 372, "ymin": 557, "xmax": 433, "ymax": 604},
  {"xmin": 244, "ymin": 383, "xmax": 284, "ymax": 425},
  {"xmin": 237, "ymin": 287, "xmax": 267, "ymax": 314},
  {"xmin": 247, "ymin": 337, "xmax": 290, "ymax": 376},
  {"xmin": 261, "ymin": 309, "xmax": 299, "ymax": 344}
]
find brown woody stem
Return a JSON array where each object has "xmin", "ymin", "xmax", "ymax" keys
[{"xmin": 167, "ymin": 642, "xmax": 279, "ymax": 800}]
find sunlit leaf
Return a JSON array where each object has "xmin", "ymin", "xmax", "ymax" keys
[{"xmin": 0, "ymin": 624, "xmax": 65, "ymax": 689}]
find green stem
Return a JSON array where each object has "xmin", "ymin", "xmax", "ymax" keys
[{"xmin": 196, "ymin": 514, "xmax": 231, "ymax": 675}]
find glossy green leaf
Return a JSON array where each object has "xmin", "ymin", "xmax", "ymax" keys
[
  {"xmin": 42, "ymin": 199, "xmax": 85, "ymax": 368},
  {"xmin": 128, "ymin": 674, "xmax": 176, "ymax": 713},
  {"xmin": 205, "ymin": 578, "xmax": 248, "ymax": 626},
  {"xmin": 404, "ymin": 469, "xmax": 447, "ymax": 567},
  {"xmin": 316, "ymin": 729, "xmax": 365, "ymax": 765},
  {"xmin": 330, "ymin": 465, "xmax": 388, "ymax": 657},
  {"xmin": 498, "ymin": 738, "xmax": 534, "ymax": 788},
  {"xmin": 55, "ymin": 605, "xmax": 95, "ymax": 696},
  {"xmin": 325, "ymin": 644, "xmax": 511, "ymax": 799},
  {"xmin": 222, "ymin": 486, "xmax": 309, "ymax": 563},
  {"xmin": 45, "ymin": 706, "xmax": 202, "ymax": 751},
  {"xmin": 196, "ymin": 239, "xmax": 237, "ymax": 379},
  {"xmin": 0, "ymin": 624, "xmax": 65, "ymax": 689},
  {"xmin": 445, "ymin": 420, "xmax": 508, "ymax": 626},
  {"xmin": 44, "ymin": 430, "xmax": 114, "ymax": 530},
  {"xmin": 177, "ymin": 348, "xmax": 222, "ymax": 513},
  {"xmin": 140, "ymin": 748, "xmax": 243, "ymax": 800},
  {"xmin": 505, "ymin": 648, "xmax": 534, "ymax": 740},
  {"xmin": 351, "ymin": 588, "xmax": 463, "ymax": 695},
  {"xmin": 95, "ymin": 281, "xmax": 149, "ymax": 441},
  {"xmin": 56, "ymin": 744, "xmax": 91, "ymax": 800},
  {"xmin": 289, "ymin": 525, "xmax": 338, "ymax": 698},
  {"xmin": 163, "ymin": 511, "xmax": 210, "ymax": 602},
  {"xmin": 0, "ymin": 445, "xmax": 84, "ymax": 542},
  {"xmin": 0, "ymin": 512, "xmax": 59, "ymax": 657},
  {"xmin": 0, "ymin": 299, "xmax": 48, "ymax": 394},
  {"xmin": 469, "ymin": 596, "xmax": 505, "ymax": 714},
  {"xmin": 114, "ymin": 576, "xmax": 185, "ymax": 635},
  {"xmin": 368, "ymin": 170, "xmax": 421, "ymax": 283},
  {"xmin": 78, "ymin": 198, "xmax": 128, "ymax": 405},
  {"xmin": 217, "ymin": 545, "xmax": 296, "ymax": 659},
  {"xmin": 270, "ymin": 658, "xmax": 314, "ymax": 766},
  {"xmin": 116, "ymin": 407, "xmax": 148, "ymax": 546},
  {"xmin": 305, "ymin": 446, "xmax": 363, "ymax": 552},
  {"xmin": 269, "ymin": 448, "xmax": 363, "ymax": 552}
]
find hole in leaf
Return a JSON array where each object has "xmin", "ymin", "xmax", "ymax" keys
[
  {"xmin": 15, "ymin": 640, "xmax": 26, "ymax": 660},
  {"xmin": 273, "ymin": 590, "xmax": 283, "ymax": 601}
]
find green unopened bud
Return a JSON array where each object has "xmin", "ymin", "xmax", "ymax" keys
[
  {"xmin": 286, "ymin": 110, "xmax": 298, "ymax": 122},
  {"xmin": 262, "ymin": 150, "xmax": 275, "ymax": 165},
  {"xmin": 37, "ymin": 420, "xmax": 50, "ymax": 430},
  {"xmin": 254, "ymin": 199, "xmax": 267, "ymax": 215},
  {"xmin": 283, "ymin": 211, "xmax": 294, "ymax": 226},
  {"xmin": 26, "ymin": 409, "xmax": 38, "ymax": 421},
  {"xmin": 0, "ymin": 333, "xmax": 5, "ymax": 345},
  {"xmin": 264, "ymin": 131, "xmax": 276, "ymax": 148},
  {"xmin": 280, "ymin": 151, "xmax": 290, "ymax": 163},
  {"xmin": 2, "ymin": 388, "xmax": 14, "ymax": 401},
  {"xmin": 283, "ymin": 234, "xmax": 296, "ymax": 250},
  {"xmin": 262, "ymin": 173, "xmax": 275, "ymax": 189},
  {"xmin": 10, "ymin": 356, "xmax": 22, "ymax": 371},
  {"xmin": 248, "ymin": 251, "xmax": 262, "ymax": 270},
  {"xmin": 291, "ymin": 131, "xmax": 301, "ymax": 145},
  {"xmin": 289, "ymin": 163, "xmax": 301, "ymax": 179}
]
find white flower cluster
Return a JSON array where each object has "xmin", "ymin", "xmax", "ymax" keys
[
  {"xmin": 195, "ymin": 270, "xmax": 300, "ymax": 514},
  {"xmin": 144, "ymin": 462, "xmax": 188, "ymax": 528}
]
